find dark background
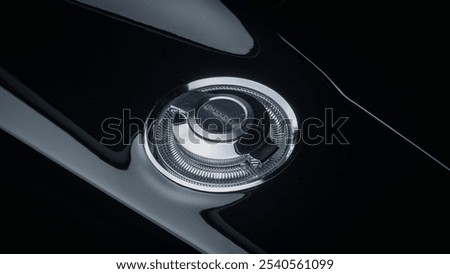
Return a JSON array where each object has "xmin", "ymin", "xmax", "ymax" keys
[{"xmin": 263, "ymin": 0, "xmax": 449, "ymax": 166}]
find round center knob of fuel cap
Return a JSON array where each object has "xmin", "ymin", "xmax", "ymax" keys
[{"xmin": 191, "ymin": 95, "xmax": 253, "ymax": 141}]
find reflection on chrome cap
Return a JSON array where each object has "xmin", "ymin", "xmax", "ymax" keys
[{"xmin": 144, "ymin": 77, "xmax": 298, "ymax": 192}]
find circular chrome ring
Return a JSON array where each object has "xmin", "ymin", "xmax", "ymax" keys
[{"xmin": 144, "ymin": 77, "xmax": 298, "ymax": 192}]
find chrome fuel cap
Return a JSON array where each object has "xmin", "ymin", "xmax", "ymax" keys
[{"xmin": 144, "ymin": 77, "xmax": 298, "ymax": 192}]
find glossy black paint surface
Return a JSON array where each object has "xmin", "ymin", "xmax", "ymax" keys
[
  {"xmin": 264, "ymin": 1, "xmax": 450, "ymax": 167},
  {"xmin": 1, "ymin": 1, "xmax": 449, "ymax": 253},
  {"xmin": 74, "ymin": 0, "xmax": 255, "ymax": 55},
  {"xmin": 0, "ymin": 130, "xmax": 196, "ymax": 253}
]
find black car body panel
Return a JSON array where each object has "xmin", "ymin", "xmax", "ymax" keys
[{"xmin": 1, "ymin": 1, "xmax": 449, "ymax": 253}]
